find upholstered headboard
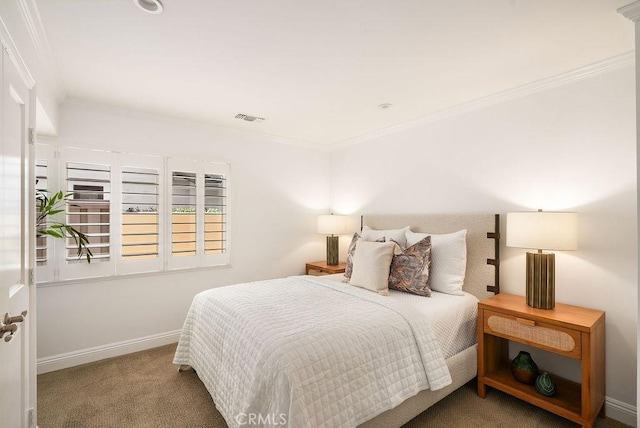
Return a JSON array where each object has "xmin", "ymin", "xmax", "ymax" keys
[{"xmin": 362, "ymin": 214, "xmax": 500, "ymax": 301}]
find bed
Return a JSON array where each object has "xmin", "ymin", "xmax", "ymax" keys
[{"xmin": 174, "ymin": 214, "xmax": 500, "ymax": 428}]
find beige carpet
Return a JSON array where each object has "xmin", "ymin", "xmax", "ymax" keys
[{"xmin": 38, "ymin": 344, "xmax": 629, "ymax": 428}]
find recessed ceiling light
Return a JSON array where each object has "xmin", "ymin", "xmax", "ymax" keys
[
  {"xmin": 378, "ymin": 103, "xmax": 393, "ymax": 110},
  {"xmin": 134, "ymin": 0, "xmax": 163, "ymax": 14}
]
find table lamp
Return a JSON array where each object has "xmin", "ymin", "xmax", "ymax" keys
[
  {"xmin": 317, "ymin": 214, "xmax": 348, "ymax": 266},
  {"xmin": 506, "ymin": 210, "xmax": 577, "ymax": 309}
]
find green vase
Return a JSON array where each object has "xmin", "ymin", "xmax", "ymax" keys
[
  {"xmin": 511, "ymin": 351, "xmax": 539, "ymax": 385},
  {"xmin": 535, "ymin": 372, "xmax": 557, "ymax": 396}
]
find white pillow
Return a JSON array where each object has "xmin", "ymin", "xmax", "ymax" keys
[
  {"xmin": 349, "ymin": 241, "xmax": 396, "ymax": 295},
  {"xmin": 361, "ymin": 225, "xmax": 409, "ymax": 248},
  {"xmin": 405, "ymin": 229, "xmax": 467, "ymax": 295}
]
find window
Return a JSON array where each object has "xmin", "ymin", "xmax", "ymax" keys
[{"xmin": 36, "ymin": 144, "xmax": 229, "ymax": 283}]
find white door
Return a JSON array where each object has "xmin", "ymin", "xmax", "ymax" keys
[{"xmin": 0, "ymin": 43, "xmax": 34, "ymax": 428}]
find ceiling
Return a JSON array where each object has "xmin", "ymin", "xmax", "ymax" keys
[{"xmin": 35, "ymin": 0, "xmax": 634, "ymax": 147}]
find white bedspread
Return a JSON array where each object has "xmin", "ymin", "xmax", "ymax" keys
[
  {"xmin": 173, "ymin": 275, "xmax": 456, "ymax": 428},
  {"xmin": 382, "ymin": 283, "xmax": 479, "ymax": 359}
]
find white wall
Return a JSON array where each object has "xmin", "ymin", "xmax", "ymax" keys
[
  {"xmin": 331, "ymin": 66, "xmax": 637, "ymax": 414},
  {"xmin": 36, "ymin": 101, "xmax": 330, "ymax": 360}
]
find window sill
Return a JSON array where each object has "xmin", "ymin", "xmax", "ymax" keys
[{"xmin": 36, "ymin": 263, "xmax": 233, "ymax": 288}]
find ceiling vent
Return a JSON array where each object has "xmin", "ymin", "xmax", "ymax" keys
[{"xmin": 235, "ymin": 113, "xmax": 265, "ymax": 122}]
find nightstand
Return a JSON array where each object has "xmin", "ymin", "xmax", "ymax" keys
[
  {"xmin": 305, "ymin": 261, "xmax": 346, "ymax": 276},
  {"xmin": 477, "ymin": 293, "xmax": 605, "ymax": 428}
]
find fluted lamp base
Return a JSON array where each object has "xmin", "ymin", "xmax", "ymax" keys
[
  {"xmin": 526, "ymin": 252, "xmax": 555, "ymax": 309},
  {"xmin": 326, "ymin": 235, "xmax": 339, "ymax": 266}
]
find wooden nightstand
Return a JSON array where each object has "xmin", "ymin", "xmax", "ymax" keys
[
  {"xmin": 477, "ymin": 293, "xmax": 605, "ymax": 428},
  {"xmin": 305, "ymin": 261, "xmax": 346, "ymax": 276}
]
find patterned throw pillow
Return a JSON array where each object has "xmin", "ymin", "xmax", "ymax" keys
[
  {"xmin": 388, "ymin": 236, "xmax": 432, "ymax": 297},
  {"xmin": 343, "ymin": 233, "xmax": 360, "ymax": 280}
]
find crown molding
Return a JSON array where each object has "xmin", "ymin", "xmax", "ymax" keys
[
  {"xmin": 16, "ymin": 0, "xmax": 65, "ymax": 99},
  {"xmin": 618, "ymin": 1, "xmax": 640, "ymax": 22},
  {"xmin": 331, "ymin": 51, "xmax": 635, "ymax": 150}
]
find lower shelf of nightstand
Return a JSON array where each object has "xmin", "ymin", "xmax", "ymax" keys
[{"xmin": 482, "ymin": 363, "xmax": 584, "ymax": 424}]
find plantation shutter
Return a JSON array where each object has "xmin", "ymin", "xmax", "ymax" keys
[
  {"xmin": 35, "ymin": 144, "xmax": 58, "ymax": 282},
  {"xmin": 35, "ymin": 159, "xmax": 48, "ymax": 266},
  {"xmin": 34, "ymin": 146, "xmax": 56, "ymax": 283},
  {"xmin": 66, "ymin": 162, "xmax": 111, "ymax": 260},
  {"xmin": 171, "ymin": 171, "xmax": 198, "ymax": 258},
  {"xmin": 167, "ymin": 159, "xmax": 230, "ymax": 269},
  {"xmin": 35, "ymin": 145, "xmax": 228, "ymax": 283},
  {"xmin": 58, "ymin": 147, "xmax": 115, "ymax": 280},
  {"xmin": 202, "ymin": 162, "xmax": 229, "ymax": 266},
  {"xmin": 118, "ymin": 154, "xmax": 164, "ymax": 274},
  {"xmin": 204, "ymin": 173, "xmax": 225, "ymax": 254}
]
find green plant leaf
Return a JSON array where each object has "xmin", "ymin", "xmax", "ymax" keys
[
  {"xmin": 40, "ymin": 229, "xmax": 64, "ymax": 239},
  {"xmin": 35, "ymin": 188, "xmax": 93, "ymax": 263}
]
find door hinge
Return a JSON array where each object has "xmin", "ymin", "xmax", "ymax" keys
[
  {"xmin": 28, "ymin": 127, "xmax": 35, "ymax": 145},
  {"xmin": 29, "ymin": 268, "xmax": 34, "ymax": 286},
  {"xmin": 27, "ymin": 407, "xmax": 35, "ymax": 428}
]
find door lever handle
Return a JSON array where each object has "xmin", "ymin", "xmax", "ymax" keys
[
  {"xmin": 4, "ymin": 310, "xmax": 27, "ymax": 325},
  {"xmin": 0, "ymin": 324, "xmax": 17, "ymax": 341},
  {"xmin": 0, "ymin": 310, "xmax": 28, "ymax": 343}
]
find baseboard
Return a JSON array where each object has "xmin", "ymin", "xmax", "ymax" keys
[
  {"xmin": 37, "ymin": 330, "xmax": 181, "ymax": 374},
  {"xmin": 605, "ymin": 396, "xmax": 637, "ymax": 427}
]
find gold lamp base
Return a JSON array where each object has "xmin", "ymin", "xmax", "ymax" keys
[
  {"xmin": 326, "ymin": 235, "xmax": 339, "ymax": 266},
  {"xmin": 526, "ymin": 252, "xmax": 555, "ymax": 309}
]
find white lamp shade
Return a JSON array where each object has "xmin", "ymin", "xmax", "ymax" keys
[
  {"xmin": 317, "ymin": 214, "xmax": 348, "ymax": 235},
  {"xmin": 507, "ymin": 212, "xmax": 577, "ymax": 250}
]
